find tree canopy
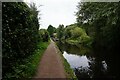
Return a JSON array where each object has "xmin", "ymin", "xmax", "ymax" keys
[
  {"xmin": 57, "ymin": 24, "xmax": 64, "ymax": 40},
  {"xmin": 76, "ymin": 2, "xmax": 120, "ymax": 52},
  {"xmin": 39, "ymin": 29, "xmax": 49, "ymax": 42},
  {"xmin": 47, "ymin": 25, "xmax": 56, "ymax": 37}
]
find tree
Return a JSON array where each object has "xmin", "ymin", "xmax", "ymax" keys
[
  {"xmin": 57, "ymin": 24, "xmax": 64, "ymax": 40},
  {"xmin": 64, "ymin": 25, "xmax": 91, "ymax": 46},
  {"xmin": 76, "ymin": 2, "xmax": 120, "ymax": 77},
  {"xmin": 76, "ymin": 2, "xmax": 120, "ymax": 51},
  {"xmin": 47, "ymin": 25, "xmax": 56, "ymax": 37},
  {"xmin": 39, "ymin": 29, "xmax": 49, "ymax": 42}
]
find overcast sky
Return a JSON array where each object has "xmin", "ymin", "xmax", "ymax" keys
[{"xmin": 24, "ymin": 0, "xmax": 80, "ymax": 29}]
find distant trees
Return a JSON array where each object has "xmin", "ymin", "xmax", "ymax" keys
[
  {"xmin": 47, "ymin": 25, "xmax": 56, "ymax": 37},
  {"xmin": 39, "ymin": 29, "xmax": 49, "ymax": 42},
  {"xmin": 64, "ymin": 25, "xmax": 91, "ymax": 47},
  {"xmin": 57, "ymin": 24, "xmax": 64, "ymax": 40},
  {"xmin": 55, "ymin": 24, "xmax": 91, "ymax": 47},
  {"xmin": 2, "ymin": 2, "xmax": 41, "ymax": 78}
]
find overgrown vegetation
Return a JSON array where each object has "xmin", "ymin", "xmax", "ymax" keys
[
  {"xmin": 2, "ymin": 2, "xmax": 50, "ymax": 78},
  {"xmin": 4, "ymin": 41, "xmax": 49, "ymax": 79}
]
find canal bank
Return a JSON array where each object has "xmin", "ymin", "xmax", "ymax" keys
[{"xmin": 54, "ymin": 41, "xmax": 77, "ymax": 79}]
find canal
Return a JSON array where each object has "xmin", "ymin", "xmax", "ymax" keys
[{"xmin": 56, "ymin": 41, "xmax": 117, "ymax": 79}]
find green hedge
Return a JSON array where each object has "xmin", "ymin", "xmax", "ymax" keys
[{"xmin": 2, "ymin": 2, "xmax": 40, "ymax": 78}]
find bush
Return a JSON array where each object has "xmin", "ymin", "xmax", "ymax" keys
[
  {"xmin": 39, "ymin": 29, "xmax": 49, "ymax": 42},
  {"xmin": 2, "ymin": 2, "xmax": 40, "ymax": 78}
]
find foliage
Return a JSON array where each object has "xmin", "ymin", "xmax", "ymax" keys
[
  {"xmin": 39, "ymin": 29, "xmax": 49, "ymax": 42},
  {"xmin": 4, "ymin": 41, "xmax": 49, "ymax": 79},
  {"xmin": 57, "ymin": 24, "xmax": 64, "ymax": 40},
  {"xmin": 64, "ymin": 25, "xmax": 92, "ymax": 47},
  {"xmin": 76, "ymin": 2, "xmax": 120, "ymax": 77},
  {"xmin": 47, "ymin": 25, "xmax": 56, "ymax": 37},
  {"xmin": 71, "ymin": 27, "xmax": 85, "ymax": 38},
  {"xmin": 76, "ymin": 2, "xmax": 120, "ymax": 53},
  {"xmin": 2, "ymin": 2, "xmax": 40, "ymax": 78}
]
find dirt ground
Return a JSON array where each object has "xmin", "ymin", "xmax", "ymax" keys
[{"xmin": 34, "ymin": 40, "xmax": 66, "ymax": 78}]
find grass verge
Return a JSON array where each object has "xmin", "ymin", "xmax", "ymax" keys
[
  {"xmin": 54, "ymin": 42, "xmax": 77, "ymax": 79},
  {"xmin": 5, "ymin": 41, "xmax": 50, "ymax": 79}
]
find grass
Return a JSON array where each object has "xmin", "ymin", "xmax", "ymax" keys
[
  {"xmin": 5, "ymin": 41, "xmax": 50, "ymax": 79},
  {"xmin": 54, "ymin": 42, "xmax": 77, "ymax": 79},
  {"xmin": 63, "ymin": 58, "xmax": 77, "ymax": 79}
]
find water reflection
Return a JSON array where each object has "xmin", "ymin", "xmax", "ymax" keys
[
  {"xmin": 63, "ymin": 51, "xmax": 94, "ymax": 78},
  {"xmin": 56, "ymin": 41, "xmax": 111, "ymax": 79},
  {"xmin": 63, "ymin": 52, "xmax": 90, "ymax": 68}
]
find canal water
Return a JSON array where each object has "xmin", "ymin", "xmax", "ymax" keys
[{"xmin": 56, "ymin": 41, "xmax": 117, "ymax": 79}]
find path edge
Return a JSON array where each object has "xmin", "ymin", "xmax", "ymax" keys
[{"xmin": 53, "ymin": 41, "xmax": 77, "ymax": 79}]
